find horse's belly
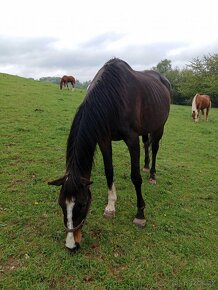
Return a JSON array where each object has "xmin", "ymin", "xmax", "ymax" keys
[{"xmin": 140, "ymin": 110, "xmax": 169, "ymax": 133}]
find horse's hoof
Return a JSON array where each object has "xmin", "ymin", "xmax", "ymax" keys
[
  {"xmin": 143, "ymin": 167, "xmax": 149, "ymax": 173},
  {"xmin": 149, "ymin": 178, "xmax": 156, "ymax": 185},
  {"xmin": 133, "ymin": 218, "xmax": 146, "ymax": 228},
  {"xmin": 104, "ymin": 210, "xmax": 115, "ymax": 218}
]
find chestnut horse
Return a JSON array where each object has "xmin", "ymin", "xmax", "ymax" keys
[
  {"xmin": 192, "ymin": 93, "xmax": 211, "ymax": 122},
  {"xmin": 49, "ymin": 58, "xmax": 171, "ymax": 252},
  {"xmin": 60, "ymin": 75, "xmax": 75, "ymax": 90}
]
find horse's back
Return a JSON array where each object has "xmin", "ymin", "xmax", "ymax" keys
[
  {"xmin": 141, "ymin": 70, "xmax": 172, "ymax": 93},
  {"xmin": 61, "ymin": 75, "xmax": 75, "ymax": 82},
  {"xmin": 86, "ymin": 58, "xmax": 171, "ymax": 137},
  {"xmin": 196, "ymin": 94, "xmax": 211, "ymax": 109},
  {"xmin": 109, "ymin": 60, "xmax": 171, "ymax": 134}
]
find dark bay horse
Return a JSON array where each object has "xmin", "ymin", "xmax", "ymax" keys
[
  {"xmin": 60, "ymin": 75, "xmax": 75, "ymax": 90},
  {"xmin": 192, "ymin": 93, "xmax": 211, "ymax": 122},
  {"xmin": 49, "ymin": 58, "xmax": 171, "ymax": 251}
]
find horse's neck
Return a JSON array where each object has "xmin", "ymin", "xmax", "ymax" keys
[
  {"xmin": 67, "ymin": 141, "xmax": 96, "ymax": 182},
  {"xmin": 66, "ymin": 110, "xmax": 97, "ymax": 179}
]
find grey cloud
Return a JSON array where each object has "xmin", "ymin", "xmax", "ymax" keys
[
  {"xmin": 171, "ymin": 40, "xmax": 218, "ymax": 63},
  {"xmin": 0, "ymin": 34, "xmax": 217, "ymax": 81},
  {"xmin": 0, "ymin": 36, "xmax": 57, "ymax": 62},
  {"xmin": 117, "ymin": 42, "xmax": 187, "ymax": 66},
  {"xmin": 80, "ymin": 32, "xmax": 125, "ymax": 48}
]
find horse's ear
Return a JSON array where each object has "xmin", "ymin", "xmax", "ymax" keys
[
  {"xmin": 80, "ymin": 177, "xmax": 93, "ymax": 187},
  {"xmin": 48, "ymin": 176, "xmax": 65, "ymax": 186}
]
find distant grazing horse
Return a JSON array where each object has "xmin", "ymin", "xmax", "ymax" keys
[
  {"xmin": 192, "ymin": 93, "xmax": 211, "ymax": 122},
  {"xmin": 60, "ymin": 75, "xmax": 75, "ymax": 90},
  {"xmin": 49, "ymin": 58, "xmax": 171, "ymax": 252}
]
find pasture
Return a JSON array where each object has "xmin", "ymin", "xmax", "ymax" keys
[{"xmin": 0, "ymin": 73, "xmax": 218, "ymax": 289}]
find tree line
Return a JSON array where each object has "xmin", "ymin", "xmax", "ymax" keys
[
  {"xmin": 152, "ymin": 53, "xmax": 218, "ymax": 107},
  {"xmin": 39, "ymin": 53, "xmax": 218, "ymax": 107}
]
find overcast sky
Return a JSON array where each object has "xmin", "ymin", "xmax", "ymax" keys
[{"xmin": 0, "ymin": 0, "xmax": 217, "ymax": 81}]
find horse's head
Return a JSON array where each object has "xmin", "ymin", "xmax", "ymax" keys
[
  {"xmin": 192, "ymin": 110, "xmax": 198, "ymax": 122},
  {"xmin": 48, "ymin": 175, "xmax": 92, "ymax": 252}
]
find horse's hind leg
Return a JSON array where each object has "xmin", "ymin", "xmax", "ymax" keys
[
  {"xmin": 99, "ymin": 141, "xmax": 117, "ymax": 218},
  {"xmin": 142, "ymin": 134, "xmax": 150, "ymax": 173},
  {"xmin": 196, "ymin": 109, "xmax": 200, "ymax": 121},
  {"xmin": 125, "ymin": 135, "xmax": 146, "ymax": 227},
  {"xmin": 149, "ymin": 128, "xmax": 164, "ymax": 185}
]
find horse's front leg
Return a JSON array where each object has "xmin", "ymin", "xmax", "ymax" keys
[
  {"xmin": 125, "ymin": 136, "xmax": 146, "ymax": 227},
  {"xmin": 206, "ymin": 107, "xmax": 209, "ymax": 121},
  {"xmin": 99, "ymin": 141, "xmax": 117, "ymax": 218}
]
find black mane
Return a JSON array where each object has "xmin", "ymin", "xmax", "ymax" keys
[{"xmin": 66, "ymin": 58, "xmax": 131, "ymax": 188}]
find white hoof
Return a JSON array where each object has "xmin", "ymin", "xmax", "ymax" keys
[
  {"xmin": 133, "ymin": 218, "xmax": 146, "ymax": 228},
  {"xmin": 143, "ymin": 167, "xmax": 149, "ymax": 173},
  {"xmin": 149, "ymin": 178, "xmax": 156, "ymax": 185},
  {"xmin": 104, "ymin": 210, "xmax": 115, "ymax": 218}
]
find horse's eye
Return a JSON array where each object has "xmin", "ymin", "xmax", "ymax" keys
[{"xmin": 77, "ymin": 203, "xmax": 86, "ymax": 209}]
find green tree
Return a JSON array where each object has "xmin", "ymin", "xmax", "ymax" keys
[
  {"xmin": 165, "ymin": 68, "xmax": 183, "ymax": 104},
  {"xmin": 184, "ymin": 53, "xmax": 218, "ymax": 106},
  {"xmin": 153, "ymin": 54, "xmax": 218, "ymax": 107},
  {"xmin": 153, "ymin": 59, "xmax": 172, "ymax": 74}
]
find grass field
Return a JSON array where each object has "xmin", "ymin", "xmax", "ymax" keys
[{"xmin": 0, "ymin": 73, "xmax": 218, "ymax": 290}]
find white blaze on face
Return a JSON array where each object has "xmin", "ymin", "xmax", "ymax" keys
[{"xmin": 65, "ymin": 199, "xmax": 76, "ymax": 249}]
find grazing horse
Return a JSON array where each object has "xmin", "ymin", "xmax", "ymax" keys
[
  {"xmin": 60, "ymin": 75, "xmax": 75, "ymax": 90},
  {"xmin": 192, "ymin": 93, "xmax": 211, "ymax": 122},
  {"xmin": 49, "ymin": 58, "xmax": 171, "ymax": 252}
]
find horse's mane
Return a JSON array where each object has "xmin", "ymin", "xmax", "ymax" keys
[
  {"xmin": 192, "ymin": 94, "xmax": 198, "ymax": 111},
  {"xmin": 66, "ymin": 58, "xmax": 130, "ymax": 188}
]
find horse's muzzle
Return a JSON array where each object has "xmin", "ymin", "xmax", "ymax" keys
[
  {"xmin": 65, "ymin": 228, "xmax": 82, "ymax": 253},
  {"xmin": 66, "ymin": 242, "xmax": 80, "ymax": 254}
]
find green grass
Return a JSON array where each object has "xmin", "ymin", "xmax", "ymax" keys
[{"xmin": 0, "ymin": 73, "xmax": 218, "ymax": 289}]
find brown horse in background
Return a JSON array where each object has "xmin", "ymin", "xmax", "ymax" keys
[
  {"xmin": 60, "ymin": 75, "xmax": 75, "ymax": 90},
  {"xmin": 192, "ymin": 93, "xmax": 211, "ymax": 122}
]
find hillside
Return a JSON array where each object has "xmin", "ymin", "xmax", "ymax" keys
[{"xmin": 0, "ymin": 73, "xmax": 218, "ymax": 289}]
